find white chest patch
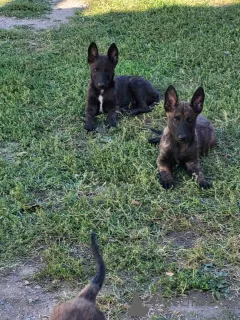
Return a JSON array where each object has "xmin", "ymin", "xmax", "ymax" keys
[{"xmin": 98, "ymin": 95, "xmax": 103, "ymax": 113}]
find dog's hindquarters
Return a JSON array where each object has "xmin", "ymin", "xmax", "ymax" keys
[
  {"xmin": 129, "ymin": 77, "xmax": 160, "ymax": 115},
  {"xmin": 196, "ymin": 114, "xmax": 216, "ymax": 155},
  {"xmin": 114, "ymin": 76, "xmax": 135, "ymax": 111},
  {"xmin": 115, "ymin": 76, "xmax": 160, "ymax": 115}
]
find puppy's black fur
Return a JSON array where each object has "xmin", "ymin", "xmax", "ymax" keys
[{"xmin": 85, "ymin": 42, "xmax": 160, "ymax": 131}]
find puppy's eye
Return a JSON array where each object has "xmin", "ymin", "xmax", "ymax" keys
[
  {"xmin": 94, "ymin": 68, "xmax": 98, "ymax": 73},
  {"xmin": 186, "ymin": 117, "xmax": 192, "ymax": 123},
  {"xmin": 174, "ymin": 116, "xmax": 180, "ymax": 121}
]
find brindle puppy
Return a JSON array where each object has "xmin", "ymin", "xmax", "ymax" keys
[
  {"xmin": 156, "ymin": 85, "xmax": 216, "ymax": 189},
  {"xmin": 50, "ymin": 232, "xmax": 106, "ymax": 320}
]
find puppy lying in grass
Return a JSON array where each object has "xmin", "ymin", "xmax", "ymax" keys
[
  {"xmin": 85, "ymin": 42, "xmax": 160, "ymax": 131},
  {"xmin": 149, "ymin": 85, "xmax": 216, "ymax": 189},
  {"xmin": 50, "ymin": 232, "xmax": 106, "ymax": 320}
]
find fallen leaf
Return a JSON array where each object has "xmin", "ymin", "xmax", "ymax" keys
[
  {"xmin": 16, "ymin": 151, "xmax": 27, "ymax": 156},
  {"xmin": 131, "ymin": 199, "xmax": 142, "ymax": 206},
  {"xmin": 22, "ymin": 204, "xmax": 43, "ymax": 213},
  {"xmin": 166, "ymin": 272, "xmax": 174, "ymax": 277}
]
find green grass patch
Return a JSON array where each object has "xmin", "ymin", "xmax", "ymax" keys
[
  {"xmin": 0, "ymin": 0, "xmax": 240, "ymax": 318},
  {"xmin": 0, "ymin": 0, "xmax": 51, "ymax": 18},
  {"xmin": 154, "ymin": 263, "xmax": 229, "ymax": 298}
]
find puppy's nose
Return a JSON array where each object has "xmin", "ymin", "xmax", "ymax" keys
[
  {"xmin": 98, "ymin": 83, "xmax": 105, "ymax": 90},
  {"xmin": 178, "ymin": 135, "xmax": 187, "ymax": 142}
]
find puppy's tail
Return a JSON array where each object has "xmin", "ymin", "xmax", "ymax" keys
[
  {"xmin": 148, "ymin": 127, "xmax": 162, "ymax": 144},
  {"xmin": 149, "ymin": 127, "xmax": 162, "ymax": 135},
  {"xmin": 148, "ymin": 136, "xmax": 161, "ymax": 144},
  {"xmin": 90, "ymin": 232, "xmax": 106, "ymax": 289},
  {"xmin": 78, "ymin": 232, "xmax": 106, "ymax": 302}
]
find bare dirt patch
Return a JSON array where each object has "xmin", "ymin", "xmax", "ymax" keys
[
  {"xmin": 0, "ymin": 261, "xmax": 78, "ymax": 320},
  {"xmin": 125, "ymin": 290, "xmax": 240, "ymax": 319},
  {"xmin": 166, "ymin": 231, "xmax": 197, "ymax": 249},
  {"xmin": 0, "ymin": 142, "xmax": 19, "ymax": 163},
  {"xmin": 0, "ymin": 0, "xmax": 86, "ymax": 30},
  {"xmin": 0, "ymin": 261, "xmax": 239, "ymax": 320},
  {"xmin": 167, "ymin": 290, "xmax": 240, "ymax": 319}
]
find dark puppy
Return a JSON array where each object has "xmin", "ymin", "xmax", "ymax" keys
[
  {"xmin": 156, "ymin": 85, "xmax": 216, "ymax": 189},
  {"xmin": 50, "ymin": 232, "xmax": 106, "ymax": 320},
  {"xmin": 85, "ymin": 42, "xmax": 160, "ymax": 131}
]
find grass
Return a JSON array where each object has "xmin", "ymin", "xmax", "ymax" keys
[
  {"xmin": 154, "ymin": 263, "xmax": 229, "ymax": 297},
  {"xmin": 0, "ymin": 0, "xmax": 51, "ymax": 18},
  {"xmin": 0, "ymin": 0, "xmax": 240, "ymax": 318}
]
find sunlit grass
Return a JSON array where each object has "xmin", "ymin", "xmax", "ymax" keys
[
  {"xmin": 0, "ymin": 0, "xmax": 10, "ymax": 7},
  {"xmin": 0, "ymin": 0, "xmax": 51, "ymax": 17},
  {"xmin": 84, "ymin": 0, "xmax": 240, "ymax": 16}
]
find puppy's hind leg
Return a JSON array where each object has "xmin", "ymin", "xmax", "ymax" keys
[
  {"xmin": 129, "ymin": 100, "xmax": 152, "ymax": 116},
  {"xmin": 129, "ymin": 78, "xmax": 153, "ymax": 115}
]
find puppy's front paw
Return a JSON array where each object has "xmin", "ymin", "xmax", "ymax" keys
[
  {"xmin": 158, "ymin": 172, "xmax": 174, "ymax": 190},
  {"xmin": 84, "ymin": 122, "xmax": 97, "ymax": 132},
  {"xmin": 161, "ymin": 179, "xmax": 174, "ymax": 190},
  {"xmin": 107, "ymin": 119, "xmax": 117, "ymax": 128},
  {"xmin": 198, "ymin": 180, "xmax": 212, "ymax": 189}
]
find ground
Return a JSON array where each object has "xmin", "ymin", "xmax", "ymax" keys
[
  {"xmin": 0, "ymin": 0, "xmax": 239, "ymax": 319},
  {"xmin": 0, "ymin": 0, "xmax": 86, "ymax": 29},
  {"xmin": 0, "ymin": 259, "xmax": 239, "ymax": 319}
]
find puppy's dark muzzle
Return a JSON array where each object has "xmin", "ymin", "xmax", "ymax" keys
[
  {"xmin": 178, "ymin": 135, "xmax": 187, "ymax": 142},
  {"xmin": 97, "ymin": 83, "xmax": 105, "ymax": 90}
]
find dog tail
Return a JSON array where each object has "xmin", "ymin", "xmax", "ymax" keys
[
  {"xmin": 148, "ymin": 128, "xmax": 162, "ymax": 144},
  {"xmin": 148, "ymin": 136, "xmax": 161, "ymax": 144},
  {"xmin": 78, "ymin": 232, "xmax": 106, "ymax": 302},
  {"xmin": 149, "ymin": 127, "xmax": 162, "ymax": 135},
  {"xmin": 90, "ymin": 232, "xmax": 106, "ymax": 289},
  {"xmin": 147, "ymin": 127, "xmax": 162, "ymax": 144}
]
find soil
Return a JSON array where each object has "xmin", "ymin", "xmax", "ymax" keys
[
  {"xmin": 0, "ymin": 0, "xmax": 86, "ymax": 30},
  {"xmin": 0, "ymin": 260, "xmax": 239, "ymax": 320},
  {"xmin": 166, "ymin": 231, "xmax": 197, "ymax": 249},
  {"xmin": 0, "ymin": 142, "xmax": 19, "ymax": 163},
  {"xmin": 0, "ymin": 261, "xmax": 77, "ymax": 320},
  {"xmin": 125, "ymin": 290, "xmax": 240, "ymax": 319}
]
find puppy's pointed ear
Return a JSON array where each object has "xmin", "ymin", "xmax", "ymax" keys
[
  {"xmin": 107, "ymin": 43, "xmax": 118, "ymax": 66},
  {"xmin": 164, "ymin": 85, "xmax": 178, "ymax": 112},
  {"xmin": 88, "ymin": 42, "xmax": 99, "ymax": 64},
  {"xmin": 191, "ymin": 87, "xmax": 204, "ymax": 114}
]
